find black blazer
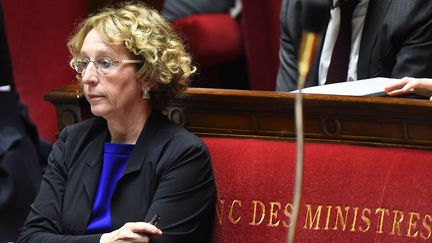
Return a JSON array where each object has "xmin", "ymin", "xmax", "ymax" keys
[
  {"xmin": 18, "ymin": 111, "xmax": 216, "ymax": 243},
  {"xmin": 276, "ymin": 0, "xmax": 432, "ymax": 91},
  {"xmin": 0, "ymin": 93, "xmax": 42, "ymax": 243}
]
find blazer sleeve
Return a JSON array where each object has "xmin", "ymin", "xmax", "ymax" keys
[
  {"xmin": 18, "ymin": 126, "xmax": 102, "ymax": 243},
  {"xmin": 391, "ymin": 2, "xmax": 432, "ymax": 79},
  {"xmin": 146, "ymin": 135, "xmax": 216, "ymax": 243},
  {"xmin": 276, "ymin": 0, "xmax": 303, "ymax": 91},
  {"xmin": 0, "ymin": 127, "xmax": 41, "ymax": 242}
]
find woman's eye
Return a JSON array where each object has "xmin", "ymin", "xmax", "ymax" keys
[
  {"xmin": 76, "ymin": 59, "xmax": 89, "ymax": 70},
  {"xmin": 83, "ymin": 60, "xmax": 90, "ymax": 66},
  {"xmin": 98, "ymin": 58, "xmax": 112, "ymax": 69}
]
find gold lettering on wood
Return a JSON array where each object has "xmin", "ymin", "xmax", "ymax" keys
[
  {"xmin": 420, "ymin": 214, "xmax": 432, "ymax": 240},
  {"xmin": 250, "ymin": 200, "xmax": 266, "ymax": 226},
  {"xmin": 267, "ymin": 201, "xmax": 282, "ymax": 227},
  {"xmin": 350, "ymin": 207, "xmax": 359, "ymax": 232},
  {"xmin": 304, "ymin": 204, "xmax": 322, "ymax": 230},
  {"xmin": 359, "ymin": 208, "xmax": 371, "ymax": 232},
  {"xmin": 375, "ymin": 208, "xmax": 389, "ymax": 234},
  {"xmin": 333, "ymin": 206, "xmax": 349, "ymax": 231},
  {"xmin": 229, "ymin": 200, "xmax": 241, "ymax": 224},
  {"xmin": 283, "ymin": 203, "xmax": 293, "ymax": 227},
  {"xmin": 211, "ymin": 198, "xmax": 431, "ymax": 241},
  {"xmin": 390, "ymin": 209, "xmax": 404, "ymax": 236},
  {"xmin": 216, "ymin": 199, "xmax": 225, "ymax": 224},
  {"xmin": 324, "ymin": 205, "xmax": 332, "ymax": 230},
  {"xmin": 406, "ymin": 212, "xmax": 420, "ymax": 238}
]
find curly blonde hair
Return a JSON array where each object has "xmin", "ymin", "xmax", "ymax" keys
[{"xmin": 67, "ymin": 2, "xmax": 196, "ymax": 106}]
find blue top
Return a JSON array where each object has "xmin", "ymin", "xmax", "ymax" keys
[{"xmin": 86, "ymin": 142, "xmax": 134, "ymax": 234}]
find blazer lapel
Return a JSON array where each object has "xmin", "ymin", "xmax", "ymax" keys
[
  {"xmin": 76, "ymin": 125, "xmax": 108, "ymax": 231},
  {"xmin": 121, "ymin": 110, "xmax": 162, "ymax": 177},
  {"xmin": 82, "ymin": 130, "xmax": 107, "ymax": 203},
  {"xmin": 358, "ymin": 0, "xmax": 392, "ymax": 78},
  {"xmin": 110, "ymin": 111, "xmax": 164, "ymax": 225}
]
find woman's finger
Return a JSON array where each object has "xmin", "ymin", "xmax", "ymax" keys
[
  {"xmin": 129, "ymin": 222, "xmax": 163, "ymax": 236},
  {"xmin": 384, "ymin": 77, "xmax": 410, "ymax": 92}
]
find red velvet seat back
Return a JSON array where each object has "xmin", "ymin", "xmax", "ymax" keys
[
  {"xmin": 3, "ymin": 0, "xmax": 87, "ymax": 142},
  {"xmin": 172, "ymin": 14, "xmax": 243, "ymax": 66},
  {"xmin": 203, "ymin": 137, "xmax": 432, "ymax": 242},
  {"xmin": 171, "ymin": 13, "xmax": 247, "ymax": 89},
  {"xmin": 241, "ymin": 0, "xmax": 282, "ymax": 90}
]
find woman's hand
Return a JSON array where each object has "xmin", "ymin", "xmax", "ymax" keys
[
  {"xmin": 385, "ymin": 77, "xmax": 432, "ymax": 100},
  {"xmin": 100, "ymin": 222, "xmax": 162, "ymax": 243}
]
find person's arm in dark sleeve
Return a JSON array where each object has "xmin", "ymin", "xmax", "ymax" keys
[
  {"xmin": 0, "ymin": 126, "xmax": 41, "ymax": 242},
  {"xmin": 276, "ymin": 0, "xmax": 303, "ymax": 91},
  {"xmin": 146, "ymin": 136, "xmax": 217, "ymax": 243},
  {"xmin": 17, "ymin": 127, "xmax": 102, "ymax": 243},
  {"xmin": 391, "ymin": 3, "xmax": 432, "ymax": 79}
]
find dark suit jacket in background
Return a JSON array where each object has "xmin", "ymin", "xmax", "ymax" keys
[
  {"xmin": 0, "ymin": 2, "xmax": 44, "ymax": 242},
  {"xmin": 0, "ymin": 2, "xmax": 51, "ymax": 165},
  {"xmin": 276, "ymin": 0, "xmax": 432, "ymax": 91},
  {"xmin": 0, "ymin": 93, "xmax": 43, "ymax": 243},
  {"xmin": 162, "ymin": 0, "xmax": 235, "ymax": 21},
  {"xmin": 18, "ymin": 111, "xmax": 217, "ymax": 243}
]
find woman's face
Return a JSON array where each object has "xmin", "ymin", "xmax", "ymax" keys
[{"xmin": 80, "ymin": 29, "xmax": 143, "ymax": 120}]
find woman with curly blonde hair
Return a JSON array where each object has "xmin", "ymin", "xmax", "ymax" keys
[{"xmin": 18, "ymin": 3, "xmax": 216, "ymax": 243}]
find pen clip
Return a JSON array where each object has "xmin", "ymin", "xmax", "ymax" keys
[{"xmin": 149, "ymin": 214, "xmax": 160, "ymax": 226}]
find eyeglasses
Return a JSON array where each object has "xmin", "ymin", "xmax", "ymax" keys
[{"xmin": 70, "ymin": 57, "xmax": 143, "ymax": 75}]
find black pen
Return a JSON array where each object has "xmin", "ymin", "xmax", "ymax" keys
[{"xmin": 149, "ymin": 214, "xmax": 160, "ymax": 226}]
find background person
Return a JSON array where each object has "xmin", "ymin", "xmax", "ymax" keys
[
  {"xmin": 162, "ymin": 0, "xmax": 239, "ymax": 21},
  {"xmin": 0, "ymin": 2, "xmax": 46, "ymax": 241},
  {"xmin": 18, "ymin": 3, "xmax": 216, "ymax": 242},
  {"xmin": 276, "ymin": 0, "xmax": 432, "ymax": 91},
  {"xmin": 0, "ymin": 89, "xmax": 43, "ymax": 243},
  {"xmin": 385, "ymin": 77, "xmax": 432, "ymax": 100}
]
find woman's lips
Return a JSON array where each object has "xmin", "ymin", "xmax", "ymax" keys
[{"xmin": 88, "ymin": 94, "xmax": 105, "ymax": 101}]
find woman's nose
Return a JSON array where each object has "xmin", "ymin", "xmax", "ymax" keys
[{"xmin": 80, "ymin": 62, "xmax": 99, "ymax": 85}]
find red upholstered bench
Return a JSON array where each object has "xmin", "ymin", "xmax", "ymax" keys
[
  {"xmin": 45, "ymin": 87, "xmax": 432, "ymax": 243},
  {"xmin": 204, "ymin": 137, "xmax": 432, "ymax": 242}
]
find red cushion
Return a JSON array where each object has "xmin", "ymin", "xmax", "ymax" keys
[
  {"xmin": 203, "ymin": 137, "xmax": 432, "ymax": 242},
  {"xmin": 172, "ymin": 14, "xmax": 244, "ymax": 66},
  {"xmin": 3, "ymin": 0, "xmax": 87, "ymax": 142},
  {"xmin": 242, "ymin": 0, "xmax": 282, "ymax": 90}
]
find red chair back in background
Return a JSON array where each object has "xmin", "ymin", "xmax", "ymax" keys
[
  {"xmin": 172, "ymin": 13, "xmax": 248, "ymax": 89},
  {"xmin": 171, "ymin": 0, "xmax": 282, "ymax": 90},
  {"xmin": 3, "ymin": 0, "xmax": 87, "ymax": 142},
  {"xmin": 241, "ymin": 0, "xmax": 281, "ymax": 91}
]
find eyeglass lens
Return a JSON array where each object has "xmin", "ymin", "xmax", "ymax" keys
[{"xmin": 74, "ymin": 58, "xmax": 115, "ymax": 74}]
